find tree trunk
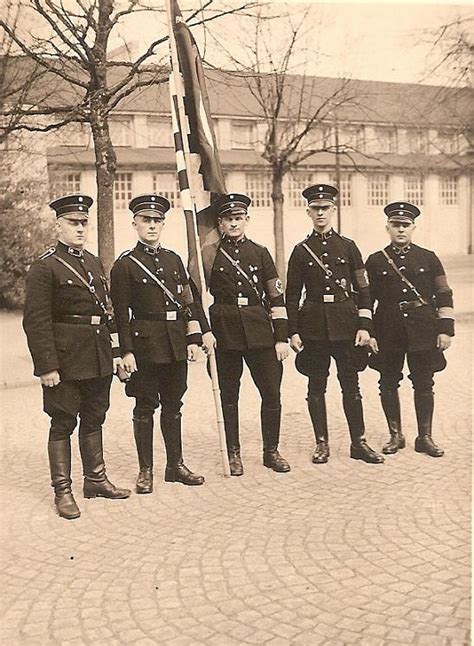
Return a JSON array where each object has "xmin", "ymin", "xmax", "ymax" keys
[
  {"xmin": 90, "ymin": 112, "xmax": 117, "ymax": 275},
  {"xmin": 271, "ymin": 171, "xmax": 286, "ymax": 283}
]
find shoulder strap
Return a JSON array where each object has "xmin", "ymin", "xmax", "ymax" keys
[
  {"xmin": 301, "ymin": 242, "xmax": 350, "ymax": 299},
  {"xmin": 128, "ymin": 254, "xmax": 183, "ymax": 310},
  {"xmin": 381, "ymin": 250, "xmax": 428, "ymax": 305},
  {"xmin": 54, "ymin": 255, "xmax": 108, "ymax": 315},
  {"xmin": 219, "ymin": 246, "xmax": 266, "ymax": 307}
]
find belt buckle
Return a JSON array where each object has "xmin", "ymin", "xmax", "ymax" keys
[
  {"xmin": 323, "ymin": 295, "xmax": 335, "ymax": 303},
  {"xmin": 237, "ymin": 297, "xmax": 248, "ymax": 306},
  {"xmin": 166, "ymin": 311, "xmax": 177, "ymax": 321},
  {"xmin": 90, "ymin": 315, "xmax": 101, "ymax": 325},
  {"xmin": 398, "ymin": 301, "xmax": 408, "ymax": 311}
]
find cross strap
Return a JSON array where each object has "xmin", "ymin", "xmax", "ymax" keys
[
  {"xmin": 128, "ymin": 254, "xmax": 183, "ymax": 310},
  {"xmin": 54, "ymin": 255, "xmax": 108, "ymax": 316},
  {"xmin": 219, "ymin": 246, "xmax": 267, "ymax": 308},
  {"xmin": 381, "ymin": 249, "xmax": 428, "ymax": 305},
  {"xmin": 301, "ymin": 242, "xmax": 350, "ymax": 299}
]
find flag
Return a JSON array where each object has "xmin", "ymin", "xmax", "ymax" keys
[{"xmin": 168, "ymin": 0, "xmax": 226, "ymax": 293}]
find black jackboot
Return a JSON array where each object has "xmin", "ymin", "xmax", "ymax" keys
[
  {"xmin": 161, "ymin": 413, "xmax": 205, "ymax": 485},
  {"xmin": 414, "ymin": 391, "xmax": 444, "ymax": 457},
  {"xmin": 48, "ymin": 438, "xmax": 81, "ymax": 519},
  {"xmin": 343, "ymin": 394, "xmax": 384, "ymax": 464},
  {"xmin": 261, "ymin": 407, "xmax": 291, "ymax": 473},
  {"xmin": 223, "ymin": 404, "xmax": 243, "ymax": 476},
  {"xmin": 133, "ymin": 416, "xmax": 154, "ymax": 494},
  {"xmin": 308, "ymin": 395, "xmax": 330, "ymax": 464},
  {"xmin": 79, "ymin": 431, "xmax": 131, "ymax": 499},
  {"xmin": 380, "ymin": 390, "xmax": 406, "ymax": 454}
]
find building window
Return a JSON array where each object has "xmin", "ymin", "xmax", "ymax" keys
[
  {"xmin": 373, "ymin": 127, "xmax": 398, "ymax": 153},
  {"xmin": 435, "ymin": 130, "xmax": 459, "ymax": 155},
  {"xmin": 49, "ymin": 171, "xmax": 82, "ymax": 200},
  {"xmin": 109, "ymin": 117, "xmax": 132, "ymax": 147},
  {"xmin": 153, "ymin": 173, "xmax": 179, "ymax": 208},
  {"xmin": 288, "ymin": 173, "xmax": 313, "ymax": 207},
  {"xmin": 245, "ymin": 173, "xmax": 271, "ymax": 207},
  {"xmin": 232, "ymin": 121, "xmax": 255, "ymax": 149},
  {"xmin": 340, "ymin": 125, "xmax": 365, "ymax": 151},
  {"xmin": 330, "ymin": 174, "xmax": 352, "ymax": 207},
  {"xmin": 305, "ymin": 125, "xmax": 333, "ymax": 151},
  {"xmin": 148, "ymin": 117, "xmax": 174, "ymax": 148},
  {"xmin": 114, "ymin": 172, "xmax": 133, "ymax": 211},
  {"xmin": 404, "ymin": 176, "xmax": 424, "ymax": 206},
  {"xmin": 439, "ymin": 176, "xmax": 458, "ymax": 206},
  {"xmin": 407, "ymin": 129, "xmax": 429, "ymax": 154},
  {"xmin": 367, "ymin": 174, "xmax": 389, "ymax": 206}
]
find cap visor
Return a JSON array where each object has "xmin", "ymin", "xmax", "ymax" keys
[{"xmin": 57, "ymin": 212, "xmax": 89, "ymax": 220}]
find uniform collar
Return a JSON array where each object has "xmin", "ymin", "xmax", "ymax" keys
[
  {"xmin": 390, "ymin": 243, "xmax": 412, "ymax": 255},
  {"xmin": 223, "ymin": 235, "xmax": 247, "ymax": 246},
  {"xmin": 137, "ymin": 240, "xmax": 161, "ymax": 255},
  {"xmin": 312, "ymin": 228, "xmax": 334, "ymax": 241},
  {"xmin": 57, "ymin": 240, "xmax": 84, "ymax": 258}
]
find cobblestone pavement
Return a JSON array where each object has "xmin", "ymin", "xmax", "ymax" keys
[{"xmin": 0, "ymin": 322, "xmax": 471, "ymax": 645}]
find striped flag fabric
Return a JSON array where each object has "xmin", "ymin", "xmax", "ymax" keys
[{"xmin": 167, "ymin": 0, "xmax": 226, "ymax": 293}]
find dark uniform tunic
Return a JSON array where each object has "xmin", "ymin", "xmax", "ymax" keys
[
  {"xmin": 286, "ymin": 228, "xmax": 372, "ymax": 397},
  {"xmin": 209, "ymin": 236, "xmax": 288, "ymax": 408},
  {"xmin": 110, "ymin": 241, "xmax": 203, "ymax": 417},
  {"xmin": 23, "ymin": 241, "xmax": 118, "ymax": 439},
  {"xmin": 366, "ymin": 243, "xmax": 454, "ymax": 392}
]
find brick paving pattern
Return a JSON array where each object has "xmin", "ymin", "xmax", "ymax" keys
[{"xmin": 0, "ymin": 321, "xmax": 471, "ymax": 645}]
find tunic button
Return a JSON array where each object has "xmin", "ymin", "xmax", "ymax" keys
[
  {"xmin": 238, "ymin": 293, "xmax": 242, "ymax": 297},
  {"xmin": 325, "ymin": 286, "xmax": 331, "ymax": 291},
  {"xmin": 142, "ymin": 278, "xmax": 147, "ymax": 283},
  {"xmin": 322, "ymin": 241, "xmax": 327, "ymax": 245},
  {"xmin": 237, "ymin": 282, "xmax": 242, "ymax": 286},
  {"xmin": 309, "ymin": 262, "xmax": 313, "ymax": 266},
  {"xmin": 219, "ymin": 267, "xmax": 224, "ymax": 271},
  {"xmin": 402, "ymin": 288, "xmax": 407, "ymax": 293},
  {"xmin": 67, "ymin": 279, "xmax": 73, "ymax": 285},
  {"xmin": 400, "ymin": 255, "xmax": 405, "ymax": 260},
  {"xmin": 419, "ymin": 268, "xmax": 425, "ymax": 272},
  {"xmin": 96, "ymin": 329, "xmax": 100, "ymax": 335},
  {"xmin": 165, "ymin": 301, "xmax": 169, "ymax": 305},
  {"xmin": 403, "ymin": 313, "xmax": 408, "ymax": 318},
  {"xmin": 235, "ymin": 249, "xmax": 239, "ymax": 254},
  {"xmin": 325, "ymin": 276, "xmax": 330, "ymax": 280},
  {"xmin": 134, "ymin": 331, "xmax": 139, "ymax": 336}
]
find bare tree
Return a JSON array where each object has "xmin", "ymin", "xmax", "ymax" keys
[
  {"xmin": 0, "ymin": 0, "xmax": 257, "ymax": 273},
  {"xmin": 205, "ymin": 5, "xmax": 379, "ymax": 278}
]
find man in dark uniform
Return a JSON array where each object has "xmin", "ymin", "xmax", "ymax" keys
[
  {"xmin": 110, "ymin": 194, "xmax": 205, "ymax": 494},
  {"xmin": 366, "ymin": 201, "xmax": 454, "ymax": 457},
  {"xmin": 23, "ymin": 194, "xmax": 131, "ymax": 520},
  {"xmin": 286, "ymin": 184, "xmax": 384, "ymax": 465},
  {"xmin": 209, "ymin": 193, "xmax": 290, "ymax": 476}
]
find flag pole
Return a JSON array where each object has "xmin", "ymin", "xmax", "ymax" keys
[{"xmin": 165, "ymin": 0, "xmax": 230, "ymax": 477}]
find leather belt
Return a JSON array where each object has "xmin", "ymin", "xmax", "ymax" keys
[
  {"xmin": 55, "ymin": 315, "xmax": 107, "ymax": 325},
  {"xmin": 307, "ymin": 294, "xmax": 349, "ymax": 304},
  {"xmin": 398, "ymin": 300, "xmax": 426, "ymax": 312},
  {"xmin": 133, "ymin": 312, "xmax": 184, "ymax": 321},
  {"xmin": 214, "ymin": 296, "xmax": 259, "ymax": 307}
]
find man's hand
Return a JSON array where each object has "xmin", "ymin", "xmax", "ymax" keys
[
  {"xmin": 275, "ymin": 341, "xmax": 289, "ymax": 362},
  {"xmin": 354, "ymin": 329, "xmax": 370, "ymax": 347},
  {"xmin": 187, "ymin": 344, "xmax": 199, "ymax": 362},
  {"xmin": 40, "ymin": 370, "xmax": 60, "ymax": 388},
  {"xmin": 368, "ymin": 337, "xmax": 379, "ymax": 354},
  {"xmin": 113, "ymin": 357, "xmax": 125, "ymax": 374},
  {"xmin": 123, "ymin": 352, "xmax": 138, "ymax": 373},
  {"xmin": 201, "ymin": 331, "xmax": 216, "ymax": 356},
  {"xmin": 437, "ymin": 334, "xmax": 451, "ymax": 351},
  {"xmin": 290, "ymin": 334, "xmax": 304, "ymax": 353}
]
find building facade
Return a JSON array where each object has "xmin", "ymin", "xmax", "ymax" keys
[{"xmin": 16, "ymin": 73, "xmax": 474, "ymax": 260}]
